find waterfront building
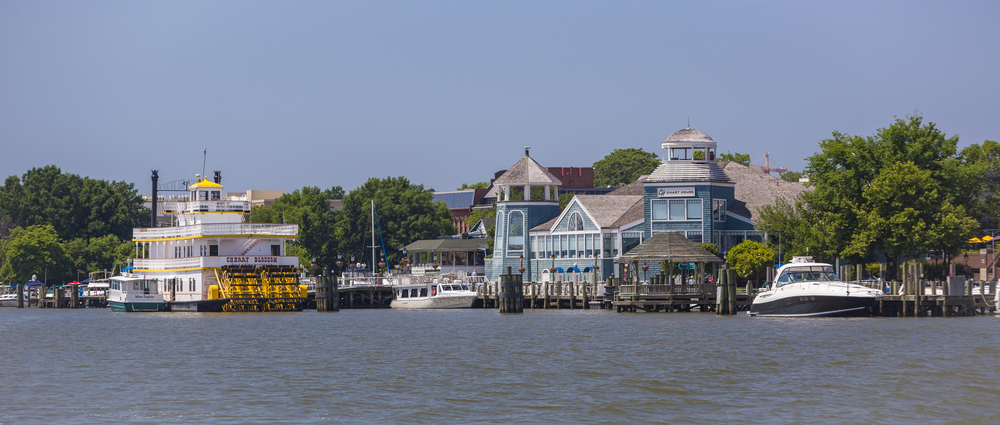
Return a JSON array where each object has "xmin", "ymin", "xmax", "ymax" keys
[{"xmin": 484, "ymin": 128, "xmax": 806, "ymax": 283}]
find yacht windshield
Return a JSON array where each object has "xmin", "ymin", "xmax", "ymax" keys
[{"xmin": 774, "ymin": 266, "xmax": 839, "ymax": 287}]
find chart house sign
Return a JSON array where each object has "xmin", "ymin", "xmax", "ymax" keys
[{"xmin": 657, "ymin": 187, "xmax": 695, "ymax": 197}]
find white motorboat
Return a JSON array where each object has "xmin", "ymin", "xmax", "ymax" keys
[
  {"xmin": 390, "ymin": 279, "xmax": 477, "ymax": 309},
  {"xmin": 108, "ymin": 276, "xmax": 166, "ymax": 312},
  {"xmin": 748, "ymin": 256, "xmax": 882, "ymax": 317},
  {"xmin": 0, "ymin": 286, "xmax": 23, "ymax": 307}
]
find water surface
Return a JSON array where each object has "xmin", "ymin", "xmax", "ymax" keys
[{"xmin": 2, "ymin": 308, "xmax": 998, "ymax": 424}]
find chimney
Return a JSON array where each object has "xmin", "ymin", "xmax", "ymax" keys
[{"xmin": 525, "ymin": 146, "xmax": 531, "ymax": 157}]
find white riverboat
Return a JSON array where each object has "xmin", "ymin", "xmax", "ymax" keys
[
  {"xmin": 108, "ymin": 276, "xmax": 166, "ymax": 312},
  {"xmin": 133, "ymin": 172, "xmax": 304, "ymax": 312},
  {"xmin": 390, "ymin": 278, "xmax": 478, "ymax": 309},
  {"xmin": 749, "ymin": 256, "xmax": 882, "ymax": 317}
]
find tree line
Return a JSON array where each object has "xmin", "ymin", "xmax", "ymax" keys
[{"xmin": 0, "ymin": 166, "xmax": 145, "ymax": 284}]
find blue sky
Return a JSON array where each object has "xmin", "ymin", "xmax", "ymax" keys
[{"xmin": 2, "ymin": 1, "xmax": 997, "ymax": 196}]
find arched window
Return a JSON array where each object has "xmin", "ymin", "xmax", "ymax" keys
[
  {"xmin": 507, "ymin": 211, "xmax": 524, "ymax": 252},
  {"xmin": 494, "ymin": 212, "xmax": 505, "ymax": 253},
  {"xmin": 567, "ymin": 212, "xmax": 584, "ymax": 231}
]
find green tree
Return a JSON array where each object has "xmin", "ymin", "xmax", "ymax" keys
[
  {"xmin": 322, "ymin": 186, "xmax": 346, "ymax": 200},
  {"xmin": 727, "ymin": 240, "xmax": 774, "ymax": 286},
  {"xmin": 0, "ymin": 225, "xmax": 70, "ymax": 284},
  {"xmin": 718, "ymin": 152, "xmax": 751, "ymax": 166},
  {"xmin": 593, "ymin": 148, "xmax": 660, "ymax": 187},
  {"xmin": 780, "ymin": 171, "xmax": 803, "ymax": 182},
  {"xmin": 332, "ymin": 177, "xmax": 454, "ymax": 271},
  {"xmin": 458, "ymin": 182, "xmax": 489, "ymax": 190},
  {"xmin": 0, "ymin": 166, "xmax": 145, "ymax": 241},
  {"xmin": 250, "ymin": 186, "xmax": 331, "ymax": 225},
  {"xmin": 63, "ymin": 235, "xmax": 135, "ymax": 277}
]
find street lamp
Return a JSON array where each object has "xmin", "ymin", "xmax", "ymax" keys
[
  {"xmin": 336, "ymin": 253, "xmax": 343, "ymax": 275},
  {"xmin": 550, "ymin": 253, "xmax": 556, "ymax": 274},
  {"xmin": 401, "ymin": 247, "xmax": 409, "ymax": 274},
  {"xmin": 518, "ymin": 254, "xmax": 525, "ymax": 275},
  {"xmin": 642, "ymin": 263, "xmax": 649, "ymax": 283},
  {"xmin": 593, "ymin": 252, "xmax": 600, "ymax": 282}
]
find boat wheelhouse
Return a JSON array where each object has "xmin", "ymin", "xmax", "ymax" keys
[
  {"xmin": 108, "ymin": 276, "xmax": 166, "ymax": 312},
  {"xmin": 132, "ymin": 172, "xmax": 305, "ymax": 312}
]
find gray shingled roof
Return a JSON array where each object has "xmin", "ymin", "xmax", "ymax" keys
[
  {"xmin": 723, "ymin": 161, "xmax": 809, "ymax": 221},
  {"xmin": 615, "ymin": 231, "xmax": 724, "ymax": 264},
  {"xmin": 646, "ymin": 161, "xmax": 731, "ymax": 183},
  {"xmin": 574, "ymin": 195, "xmax": 643, "ymax": 228},
  {"xmin": 492, "ymin": 156, "xmax": 563, "ymax": 186},
  {"xmin": 530, "ymin": 195, "xmax": 642, "ymax": 232},
  {"xmin": 607, "ymin": 175, "xmax": 647, "ymax": 195},
  {"xmin": 664, "ymin": 128, "xmax": 715, "ymax": 144},
  {"xmin": 404, "ymin": 239, "xmax": 490, "ymax": 252}
]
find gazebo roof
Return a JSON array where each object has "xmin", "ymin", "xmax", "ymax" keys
[
  {"xmin": 403, "ymin": 239, "xmax": 489, "ymax": 252},
  {"xmin": 614, "ymin": 231, "xmax": 723, "ymax": 264}
]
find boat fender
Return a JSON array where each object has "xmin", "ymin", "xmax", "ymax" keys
[{"xmin": 431, "ymin": 288, "xmax": 436, "ymax": 297}]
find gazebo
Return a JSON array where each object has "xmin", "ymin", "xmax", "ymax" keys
[{"xmin": 614, "ymin": 231, "xmax": 723, "ymax": 285}]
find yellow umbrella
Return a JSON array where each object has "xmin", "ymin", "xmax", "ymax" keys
[
  {"xmin": 968, "ymin": 237, "xmax": 983, "ymax": 244},
  {"xmin": 982, "ymin": 235, "xmax": 994, "ymax": 242}
]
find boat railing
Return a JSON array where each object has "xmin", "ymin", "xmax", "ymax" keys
[
  {"xmin": 163, "ymin": 200, "xmax": 251, "ymax": 214},
  {"xmin": 134, "ymin": 257, "xmax": 202, "ymax": 270},
  {"xmin": 133, "ymin": 223, "xmax": 299, "ymax": 240}
]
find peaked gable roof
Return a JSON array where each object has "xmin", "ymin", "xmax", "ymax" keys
[
  {"xmin": 492, "ymin": 156, "xmax": 563, "ymax": 186},
  {"xmin": 615, "ymin": 231, "xmax": 723, "ymax": 264}
]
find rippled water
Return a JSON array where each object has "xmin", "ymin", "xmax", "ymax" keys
[{"xmin": 2, "ymin": 307, "xmax": 999, "ymax": 424}]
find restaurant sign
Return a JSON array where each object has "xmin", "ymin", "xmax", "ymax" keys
[{"xmin": 657, "ymin": 187, "xmax": 695, "ymax": 197}]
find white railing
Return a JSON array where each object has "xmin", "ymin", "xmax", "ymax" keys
[
  {"xmin": 134, "ymin": 256, "xmax": 300, "ymax": 270},
  {"xmin": 134, "ymin": 258, "xmax": 202, "ymax": 270},
  {"xmin": 339, "ymin": 274, "xmax": 493, "ymax": 288},
  {"xmin": 163, "ymin": 201, "xmax": 250, "ymax": 214},
  {"xmin": 133, "ymin": 223, "xmax": 298, "ymax": 240}
]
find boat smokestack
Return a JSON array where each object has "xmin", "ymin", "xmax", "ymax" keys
[
  {"xmin": 151, "ymin": 170, "xmax": 159, "ymax": 228},
  {"xmin": 214, "ymin": 171, "xmax": 221, "ymax": 184}
]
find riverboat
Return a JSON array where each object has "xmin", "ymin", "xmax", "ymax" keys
[
  {"xmin": 108, "ymin": 276, "xmax": 166, "ymax": 312},
  {"xmin": 132, "ymin": 171, "xmax": 305, "ymax": 312},
  {"xmin": 390, "ymin": 278, "xmax": 478, "ymax": 309},
  {"xmin": 748, "ymin": 256, "xmax": 882, "ymax": 317}
]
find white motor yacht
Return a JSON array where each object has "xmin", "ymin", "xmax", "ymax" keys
[{"xmin": 749, "ymin": 256, "xmax": 882, "ymax": 317}]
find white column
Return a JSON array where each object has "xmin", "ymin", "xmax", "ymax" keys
[
  {"xmin": 504, "ymin": 185, "xmax": 510, "ymax": 201},
  {"xmin": 544, "ymin": 185, "xmax": 551, "ymax": 201},
  {"xmin": 524, "ymin": 185, "xmax": 530, "ymax": 200}
]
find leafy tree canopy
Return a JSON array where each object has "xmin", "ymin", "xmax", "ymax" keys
[
  {"xmin": 718, "ymin": 152, "xmax": 751, "ymax": 166},
  {"xmin": 593, "ymin": 148, "xmax": 660, "ymax": 188},
  {"xmin": 0, "ymin": 225, "xmax": 70, "ymax": 285},
  {"xmin": 458, "ymin": 182, "xmax": 489, "ymax": 190},
  {"xmin": 329, "ymin": 177, "xmax": 455, "ymax": 272},
  {"xmin": 727, "ymin": 240, "xmax": 774, "ymax": 285},
  {"xmin": 0, "ymin": 166, "xmax": 146, "ymax": 241},
  {"xmin": 63, "ymin": 235, "xmax": 135, "ymax": 277},
  {"xmin": 780, "ymin": 171, "xmax": 803, "ymax": 182}
]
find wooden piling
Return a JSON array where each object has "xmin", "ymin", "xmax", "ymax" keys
[
  {"xmin": 16, "ymin": 283, "xmax": 24, "ymax": 308},
  {"xmin": 71, "ymin": 284, "xmax": 78, "ymax": 309},
  {"xmin": 499, "ymin": 266, "xmax": 524, "ymax": 313}
]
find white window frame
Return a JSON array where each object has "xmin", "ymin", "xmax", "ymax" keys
[
  {"xmin": 651, "ymin": 198, "xmax": 703, "ymax": 222},
  {"xmin": 713, "ymin": 199, "xmax": 727, "ymax": 222}
]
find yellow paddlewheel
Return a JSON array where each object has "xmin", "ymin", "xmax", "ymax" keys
[{"xmin": 215, "ymin": 265, "xmax": 305, "ymax": 312}]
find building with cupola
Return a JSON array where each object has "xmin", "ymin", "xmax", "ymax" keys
[{"xmin": 484, "ymin": 128, "xmax": 807, "ymax": 283}]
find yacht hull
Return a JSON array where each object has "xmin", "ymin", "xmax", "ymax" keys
[
  {"xmin": 109, "ymin": 301, "xmax": 166, "ymax": 312},
  {"xmin": 390, "ymin": 295, "xmax": 476, "ymax": 309},
  {"xmin": 749, "ymin": 294, "xmax": 877, "ymax": 317}
]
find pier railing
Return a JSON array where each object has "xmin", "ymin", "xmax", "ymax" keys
[
  {"xmin": 133, "ymin": 223, "xmax": 299, "ymax": 240},
  {"xmin": 618, "ymin": 283, "xmax": 717, "ymax": 297}
]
